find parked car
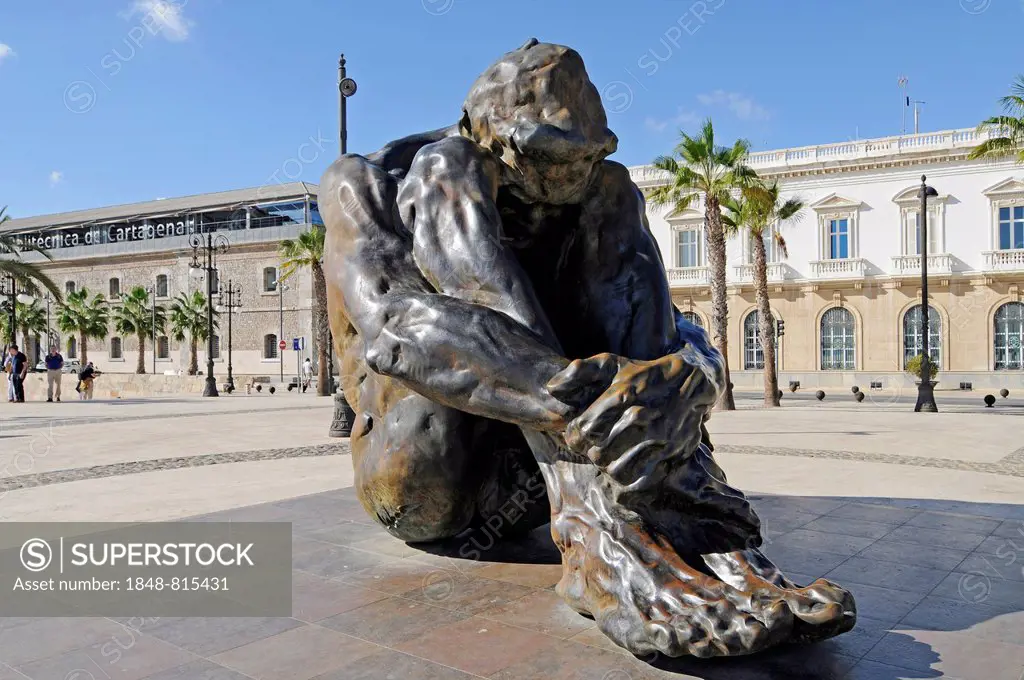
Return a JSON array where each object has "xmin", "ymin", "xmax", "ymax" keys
[{"xmin": 35, "ymin": 359, "xmax": 81, "ymax": 374}]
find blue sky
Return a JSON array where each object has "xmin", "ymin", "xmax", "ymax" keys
[{"xmin": 1, "ymin": 0, "xmax": 1021, "ymax": 217}]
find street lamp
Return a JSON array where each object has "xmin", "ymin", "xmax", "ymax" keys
[
  {"xmin": 216, "ymin": 280, "xmax": 242, "ymax": 392},
  {"xmin": 328, "ymin": 51, "xmax": 359, "ymax": 437},
  {"xmin": 275, "ymin": 281, "xmax": 288, "ymax": 383},
  {"xmin": 916, "ymin": 175, "xmax": 939, "ymax": 413},
  {"xmin": 146, "ymin": 286, "xmax": 157, "ymax": 375},
  {"xmin": 189, "ymin": 230, "xmax": 229, "ymax": 397}
]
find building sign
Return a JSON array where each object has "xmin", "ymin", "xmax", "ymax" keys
[{"xmin": 17, "ymin": 217, "xmax": 198, "ymax": 251}]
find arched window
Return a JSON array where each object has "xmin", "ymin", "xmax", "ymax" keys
[
  {"xmin": 67, "ymin": 336, "xmax": 77, "ymax": 359},
  {"xmin": 682, "ymin": 311, "xmax": 703, "ymax": 328},
  {"xmin": 109, "ymin": 277, "xmax": 121, "ymax": 298},
  {"xmin": 157, "ymin": 336, "xmax": 170, "ymax": 360},
  {"xmin": 65, "ymin": 281, "xmax": 76, "ymax": 295},
  {"xmin": 263, "ymin": 267, "xmax": 278, "ymax": 292},
  {"xmin": 902, "ymin": 304, "xmax": 941, "ymax": 369},
  {"xmin": 994, "ymin": 302, "xmax": 1024, "ymax": 370},
  {"xmin": 821, "ymin": 307, "xmax": 856, "ymax": 370},
  {"xmin": 743, "ymin": 311, "xmax": 777, "ymax": 370},
  {"xmin": 110, "ymin": 337, "xmax": 122, "ymax": 359},
  {"xmin": 155, "ymin": 274, "xmax": 169, "ymax": 298},
  {"xmin": 264, "ymin": 333, "xmax": 278, "ymax": 359}
]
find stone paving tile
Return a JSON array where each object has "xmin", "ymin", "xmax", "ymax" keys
[
  {"xmin": 955, "ymin": 552, "xmax": 1024, "ymax": 583},
  {"xmin": 476, "ymin": 589, "xmax": 595, "ymax": 639},
  {"xmin": 759, "ymin": 544, "xmax": 851, "ymax": 579},
  {"xmin": 901, "ymin": 595, "xmax": 1024, "ymax": 646},
  {"xmin": 310, "ymin": 647, "xmax": 480, "ymax": 679},
  {"xmin": 15, "ymin": 635, "xmax": 196, "ymax": 680},
  {"xmin": 751, "ymin": 495, "xmax": 849, "ymax": 516},
  {"xmin": 865, "ymin": 627, "xmax": 1024, "ymax": 680},
  {"xmin": 347, "ymin": 533, "xmax": 421, "ymax": 558},
  {"xmin": 855, "ymin": 539, "xmax": 971, "ymax": 571},
  {"xmin": 825, "ymin": 502, "xmax": 921, "ymax": 525},
  {"xmin": 318, "ymin": 597, "xmax": 469, "ymax": 646},
  {"xmin": 292, "ymin": 536, "xmax": 394, "ymax": 578},
  {"xmin": 338, "ymin": 556, "xmax": 449, "ymax": 594},
  {"xmin": 472, "ymin": 560, "xmax": 564, "ymax": 589},
  {"xmin": 991, "ymin": 519, "xmax": 1024, "ymax": 540},
  {"xmin": 139, "ymin": 616, "xmax": 303, "ymax": 656},
  {"xmin": 802, "ymin": 516, "xmax": 897, "ymax": 539},
  {"xmin": 490, "ymin": 638, "xmax": 677, "ymax": 680},
  {"xmin": 929, "ymin": 571, "xmax": 1024, "ymax": 613},
  {"xmin": 839, "ymin": 582, "xmax": 929, "ymax": 626},
  {"xmin": 0, "ymin": 666, "xmax": 32, "ymax": 680},
  {"xmin": 844, "ymin": 658, "xmax": 954, "ymax": 679},
  {"xmin": 826, "ymin": 557, "xmax": 950, "ymax": 594},
  {"xmin": 644, "ymin": 644, "xmax": 858, "ymax": 680},
  {"xmin": 400, "ymin": 572, "xmax": 536, "ymax": 615},
  {"xmin": 139, "ymin": 659, "xmax": 254, "ymax": 679},
  {"xmin": 291, "ymin": 570, "xmax": 391, "ymax": 622},
  {"xmin": 772, "ymin": 528, "xmax": 877, "ymax": 556},
  {"xmin": 395, "ymin": 615, "xmax": 559, "ymax": 677},
  {"xmin": 566, "ymin": 626, "xmax": 628, "ymax": 655},
  {"xmin": 814, "ymin": 615, "xmax": 894, "ymax": 660},
  {"xmin": 884, "ymin": 525, "xmax": 990, "ymax": 552},
  {"xmin": 212, "ymin": 624, "xmax": 378, "ymax": 680},
  {"xmin": 0, "ymin": 617, "xmax": 131, "ymax": 666},
  {"xmin": 305, "ymin": 520, "xmax": 390, "ymax": 546},
  {"xmin": 903, "ymin": 511, "xmax": 1003, "ymax": 535}
]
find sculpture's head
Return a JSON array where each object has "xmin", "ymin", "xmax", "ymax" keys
[{"xmin": 460, "ymin": 39, "xmax": 618, "ymax": 205}]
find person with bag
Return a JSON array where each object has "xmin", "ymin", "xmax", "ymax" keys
[{"xmin": 77, "ymin": 362, "xmax": 99, "ymax": 400}]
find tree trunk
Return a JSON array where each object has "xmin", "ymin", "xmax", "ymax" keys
[
  {"xmin": 80, "ymin": 332, "xmax": 88, "ymax": 366},
  {"xmin": 704, "ymin": 195, "xmax": 736, "ymax": 410},
  {"xmin": 189, "ymin": 337, "xmax": 198, "ymax": 375},
  {"xmin": 312, "ymin": 261, "xmax": 330, "ymax": 396},
  {"xmin": 752, "ymin": 235, "xmax": 779, "ymax": 407},
  {"xmin": 137, "ymin": 334, "xmax": 146, "ymax": 374}
]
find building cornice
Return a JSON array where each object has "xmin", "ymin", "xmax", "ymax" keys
[{"xmin": 630, "ymin": 127, "xmax": 1002, "ymax": 189}]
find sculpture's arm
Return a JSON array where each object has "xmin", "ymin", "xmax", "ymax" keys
[{"xmin": 319, "ymin": 152, "xmax": 582, "ymax": 433}]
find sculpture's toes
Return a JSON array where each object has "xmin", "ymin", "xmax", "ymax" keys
[{"xmin": 783, "ymin": 579, "xmax": 857, "ymax": 642}]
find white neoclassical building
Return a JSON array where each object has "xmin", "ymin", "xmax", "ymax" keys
[{"xmin": 632, "ymin": 127, "xmax": 1024, "ymax": 390}]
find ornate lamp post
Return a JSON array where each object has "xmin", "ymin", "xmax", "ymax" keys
[
  {"xmin": 217, "ymin": 280, "xmax": 242, "ymax": 392},
  {"xmin": 276, "ymin": 281, "xmax": 288, "ymax": 383},
  {"xmin": 189, "ymin": 230, "xmax": 228, "ymax": 397},
  {"xmin": 915, "ymin": 175, "xmax": 939, "ymax": 413},
  {"xmin": 329, "ymin": 52, "xmax": 358, "ymax": 437}
]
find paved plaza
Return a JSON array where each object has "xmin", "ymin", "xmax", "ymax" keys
[{"xmin": 0, "ymin": 393, "xmax": 1021, "ymax": 679}]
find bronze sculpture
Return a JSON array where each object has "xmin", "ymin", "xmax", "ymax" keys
[{"xmin": 320, "ymin": 39, "xmax": 856, "ymax": 658}]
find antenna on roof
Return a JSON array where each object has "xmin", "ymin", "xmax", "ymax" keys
[{"xmin": 898, "ymin": 76, "xmax": 909, "ymax": 135}]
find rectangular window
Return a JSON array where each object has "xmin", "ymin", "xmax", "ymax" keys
[
  {"xmin": 675, "ymin": 229, "xmax": 700, "ymax": 268},
  {"xmin": 263, "ymin": 267, "xmax": 278, "ymax": 292},
  {"xmin": 998, "ymin": 206, "xmax": 1024, "ymax": 250},
  {"xmin": 828, "ymin": 219, "xmax": 849, "ymax": 259},
  {"xmin": 910, "ymin": 212, "xmax": 941, "ymax": 255}
]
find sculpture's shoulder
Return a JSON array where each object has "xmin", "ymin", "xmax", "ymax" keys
[{"xmin": 589, "ymin": 160, "xmax": 646, "ymax": 208}]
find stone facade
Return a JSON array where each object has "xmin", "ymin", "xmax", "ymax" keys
[{"xmin": 635, "ymin": 127, "xmax": 1024, "ymax": 390}]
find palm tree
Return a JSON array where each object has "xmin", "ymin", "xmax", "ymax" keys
[
  {"xmin": 169, "ymin": 290, "xmax": 217, "ymax": 375},
  {"xmin": 0, "ymin": 206, "xmax": 62, "ymax": 300},
  {"xmin": 113, "ymin": 286, "xmax": 165, "ymax": 374},
  {"xmin": 649, "ymin": 119, "xmax": 757, "ymax": 410},
  {"xmin": 57, "ymin": 288, "xmax": 109, "ymax": 365},
  {"xmin": 279, "ymin": 227, "xmax": 330, "ymax": 396},
  {"xmin": 724, "ymin": 181, "xmax": 803, "ymax": 407},
  {"xmin": 17, "ymin": 300, "xmax": 47, "ymax": 361},
  {"xmin": 969, "ymin": 75, "xmax": 1024, "ymax": 162}
]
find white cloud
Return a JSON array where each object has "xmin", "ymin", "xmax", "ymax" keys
[
  {"xmin": 645, "ymin": 108, "xmax": 701, "ymax": 133},
  {"xmin": 696, "ymin": 90, "xmax": 770, "ymax": 121},
  {"xmin": 49, "ymin": 171, "xmax": 63, "ymax": 186},
  {"xmin": 0, "ymin": 43, "xmax": 15, "ymax": 65},
  {"xmin": 126, "ymin": 0, "xmax": 193, "ymax": 42}
]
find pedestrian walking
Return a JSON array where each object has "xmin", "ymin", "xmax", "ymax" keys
[
  {"xmin": 3, "ymin": 349, "xmax": 13, "ymax": 402},
  {"xmin": 77, "ymin": 362, "xmax": 99, "ymax": 400},
  {"xmin": 301, "ymin": 357, "xmax": 313, "ymax": 393},
  {"xmin": 7, "ymin": 344, "xmax": 28, "ymax": 403},
  {"xmin": 45, "ymin": 346, "xmax": 64, "ymax": 402}
]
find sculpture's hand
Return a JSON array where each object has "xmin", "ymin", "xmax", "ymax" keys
[{"xmin": 547, "ymin": 349, "xmax": 718, "ymax": 469}]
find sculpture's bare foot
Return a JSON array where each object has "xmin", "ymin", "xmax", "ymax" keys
[{"xmin": 551, "ymin": 507, "xmax": 855, "ymax": 658}]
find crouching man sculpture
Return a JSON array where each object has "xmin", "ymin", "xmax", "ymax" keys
[{"xmin": 320, "ymin": 39, "xmax": 856, "ymax": 658}]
